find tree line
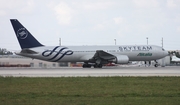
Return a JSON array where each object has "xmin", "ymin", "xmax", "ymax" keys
[
  {"xmin": 0, "ymin": 48, "xmax": 13, "ymax": 55},
  {"xmin": 168, "ymin": 51, "xmax": 180, "ymax": 58}
]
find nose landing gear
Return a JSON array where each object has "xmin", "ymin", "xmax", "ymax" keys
[{"xmin": 154, "ymin": 60, "xmax": 159, "ymax": 67}]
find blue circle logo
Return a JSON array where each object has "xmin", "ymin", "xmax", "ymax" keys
[{"xmin": 17, "ymin": 28, "xmax": 28, "ymax": 39}]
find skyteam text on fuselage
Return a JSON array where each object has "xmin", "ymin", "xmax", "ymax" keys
[{"xmin": 10, "ymin": 19, "xmax": 169, "ymax": 68}]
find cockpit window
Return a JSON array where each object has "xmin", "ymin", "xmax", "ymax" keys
[{"xmin": 162, "ymin": 48, "xmax": 165, "ymax": 51}]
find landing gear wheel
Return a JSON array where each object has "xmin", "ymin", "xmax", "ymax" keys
[
  {"xmin": 82, "ymin": 63, "xmax": 91, "ymax": 68},
  {"xmin": 154, "ymin": 60, "xmax": 158, "ymax": 68},
  {"xmin": 93, "ymin": 64, "xmax": 102, "ymax": 68},
  {"xmin": 154, "ymin": 64, "xmax": 158, "ymax": 67},
  {"xmin": 93, "ymin": 64, "xmax": 98, "ymax": 68},
  {"xmin": 98, "ymin": 64, "xmax": 102, "ymax": 68}
]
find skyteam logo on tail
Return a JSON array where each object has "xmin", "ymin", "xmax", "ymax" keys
[
  {"xmin": 42, "ymin": 46, "xmax": 73, "ymax": 62},
  {"xmin": 17, "ymin": 28, "xmax": 28, "ymax": 39}
]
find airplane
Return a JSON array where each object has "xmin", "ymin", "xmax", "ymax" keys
[
  {"xmin": 10, "ymin": 19, "xmax": 169, "ymax": 68},
  {"xmin": 171, "ymin": 54, "xmax": 180, "ymax": 62}
]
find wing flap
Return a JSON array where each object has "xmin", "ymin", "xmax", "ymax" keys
[{"xmin": 93, "ymin": 50, "xmax": 116, "ymax": 60}]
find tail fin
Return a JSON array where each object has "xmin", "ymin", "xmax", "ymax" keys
[{"xmin": 10, "ymin": 19, "xmax": 43, "ymax": 49}]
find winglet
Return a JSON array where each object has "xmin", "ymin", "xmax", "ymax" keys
[{"xmin": 10, "ymin": 19, "xmax": 43, "ymax": 49}]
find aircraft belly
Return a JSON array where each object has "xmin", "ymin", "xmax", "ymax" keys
[{"xmin": 129, "ymin": 57, "xmax": 156, "ymax": 61}]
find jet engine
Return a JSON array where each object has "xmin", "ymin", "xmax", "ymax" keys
[{"xmin": 113, "ymin": 55, "xmax": 129, "ymax": 64}]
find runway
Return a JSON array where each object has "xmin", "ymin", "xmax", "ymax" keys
[{"xmin": 0, "ymin": 66, "xmax": 180, "ymax": 77}]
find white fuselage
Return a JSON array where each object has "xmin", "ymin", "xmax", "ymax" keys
[{"xmin": 16, "ymin": 45, "xmax": 168, "ymax": 63}]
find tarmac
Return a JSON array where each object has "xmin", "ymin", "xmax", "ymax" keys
[{"xmin": 0, "ymin": 66, "xmax": 180, "ymax": 77}]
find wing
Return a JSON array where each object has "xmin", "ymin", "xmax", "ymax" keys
[
  {"xmin": 89, "ymin": 50, "xmax": 116, "ymax": 64},
  {"xmin": 94, "ymin": 50, "xmax": 115, "ymax": 59}
]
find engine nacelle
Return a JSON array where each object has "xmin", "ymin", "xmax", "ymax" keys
[{"xmin": 113, "ymin": 55, "xmax": 129, "ymax": 64}]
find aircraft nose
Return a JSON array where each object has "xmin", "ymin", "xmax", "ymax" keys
[{"xmin": 164, "ymin": 51, "xmax": 169, "ymax": 57}]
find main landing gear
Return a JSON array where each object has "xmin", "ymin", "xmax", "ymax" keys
[
  {"xmin": 82, "ymin": 63, "xmax": 103, "ymax": 68},
  {"xmin": 93, "ymin": 64, "xmax": 102, "ymax": 68},
  {"xmin": 82, "ymin": 63, "xmax": 91, "ymax": 68},
  {"xmin": 154, "ymin": 60, "xmax": 158, "ymax": 67}
]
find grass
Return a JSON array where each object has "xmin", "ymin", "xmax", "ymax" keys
[{"xmin": 0, "ymin": 77, "xmax": 180, "ymax": 105}]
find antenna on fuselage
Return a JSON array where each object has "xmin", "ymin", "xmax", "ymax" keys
[
  {"xmin": 146, "ymin": 37, "xmax": 148, "ymax": 45},
  {"xmin": 161, "ymin": 37, "xmax": 163, "ymax": 48},
  {"xmin": 59, "ymin": 38, "xmax": 61, "ymax": 46}
]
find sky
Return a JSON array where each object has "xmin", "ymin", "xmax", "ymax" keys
[{"xmin": 0, "ymin": 0, "xmax": 180, "ymax": 51}]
